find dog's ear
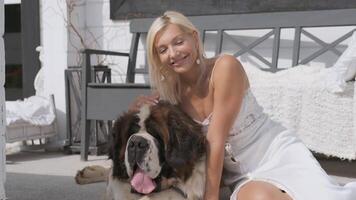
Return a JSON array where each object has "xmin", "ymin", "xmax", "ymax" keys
[
  {"xmin": 164, "ymin": 104, "xmax": 206, "ymax": 180},
  {"xmin": 110, "ymin": 111, "xmax": 139, "ymax": 179}
]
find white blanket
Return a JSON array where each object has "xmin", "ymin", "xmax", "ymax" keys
[
  {"xmin": 245, "ymin": 65, "xmax": 356, "ymax": 160},
  {"xmin": 6, "ymin": 96, "xmax": 55, "ymax": 126}
]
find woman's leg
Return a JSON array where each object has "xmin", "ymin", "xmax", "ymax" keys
[{"xmin": 236, "ymin": 181, "xmax": 293, "ymax": 200}]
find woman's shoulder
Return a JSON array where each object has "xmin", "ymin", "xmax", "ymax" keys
[
  {"xmin": 215, "ymin": 54, "xmax": 241, "ymax": 67},
  {"xmin": 212, "ymin": 54, "xmax": 244, "ymax": 77},
  {"xmin": 209, "ymin": 54, "xmax": 248, "ymax": 87}
]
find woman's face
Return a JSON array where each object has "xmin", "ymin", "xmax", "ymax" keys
[{"xmin": 154, "ymin": 24, "xmax": 199, "ymax": 75}]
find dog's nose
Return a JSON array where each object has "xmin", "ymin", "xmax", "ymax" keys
[
  {"xmin": 128, "ymin": 135, "xmax": 149, "ymax": 150},
  {"xmin": 128, "ymin": 135, "xmax": 149, "ymax": 164}
]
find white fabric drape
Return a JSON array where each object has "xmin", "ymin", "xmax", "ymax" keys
[
  {"xmin": 245, "ymin": 64, "xmax": 356, "ymax": 160},
  {"xmin": 0, "ymin": 0, "xmax": 7, "ymax": 198}
]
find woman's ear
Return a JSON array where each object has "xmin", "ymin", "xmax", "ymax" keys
[
  {"xmin": 192, "ymin": 30, "xmax": 199, "ymax": 40},
  {"xmin": 191, "ymin": 30, "xmax": 202, "ymax": 62},
  {"xmin": 192, "ymin": 30, "xmax": 200, "ymax": 49}
]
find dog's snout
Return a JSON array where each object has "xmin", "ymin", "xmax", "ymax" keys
[
  {"xmin": 127, "ymin": 135, "xmax": 150, "ymax": 166},
  {"xmin": 129, "ymin": 135, "xmax": 149, "ymax": 149}
]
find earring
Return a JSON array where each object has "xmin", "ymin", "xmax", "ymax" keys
[{"xmin": 196, "ymin": 58, "xmax": 200, "ymax": 65}]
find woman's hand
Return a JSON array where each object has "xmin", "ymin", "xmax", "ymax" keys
[
  {"xmin": 203, "ymin": 191, "xmax": 220, "ymax": 200},
  {"xmin": 128, "ymin": 92, "xmax": 160, "ymax": 112}
]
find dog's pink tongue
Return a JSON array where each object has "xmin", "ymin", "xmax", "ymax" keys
[{"xmin": 130, "ymin": 169, "xmax": 156, "ymax": 194}]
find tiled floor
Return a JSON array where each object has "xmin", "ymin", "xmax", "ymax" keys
[{"xmin": 5, "ymin": 151, "xmax": 109, "ymax": 200}]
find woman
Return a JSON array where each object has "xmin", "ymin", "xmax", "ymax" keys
[{"xmin": 130, "ymin": 11, "xmax": 356, "ymax": 200}]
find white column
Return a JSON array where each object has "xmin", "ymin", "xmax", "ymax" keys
[
  {"xmin": 0, "ymin": 0, "xmax": 7, "ymax": 198},
  {"xmin": 40, "ymin": 0, "xmax": 68, "ymax": 145}
]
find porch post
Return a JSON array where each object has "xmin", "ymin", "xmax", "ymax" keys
[{"xmin": 0, "ymin": 0, "xmax": 7, "ymax": 198}]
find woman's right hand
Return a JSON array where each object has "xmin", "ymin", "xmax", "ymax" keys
[{"xmin": 128, "ymin": 92, "xmax": 160, "ymax": 112}]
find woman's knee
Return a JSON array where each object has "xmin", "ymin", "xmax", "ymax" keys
[{"xmin": 236, "ymin": 181, "xmax": 279, "ymax": 200}]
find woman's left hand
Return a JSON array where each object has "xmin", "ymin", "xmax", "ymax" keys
[{"xmin": 128, "ymin": 92, "xmax": 160, "ymax": 112}]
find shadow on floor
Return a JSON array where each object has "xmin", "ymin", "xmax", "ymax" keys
[
  {"xmin": 318, "ymin": 157, "xmax": 356, "ymax": 178},
  {"xmin": 6, "ymin": 151, "xmax": 70, "ymax": 164},
  {"xmin": 5, "ymin": 173, "xmax": 106, "ymax": 200}
]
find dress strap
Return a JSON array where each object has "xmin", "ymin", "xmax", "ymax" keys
[{"xmin": 209, "ymin": 54, "xmax": 226, "ymax": 88}]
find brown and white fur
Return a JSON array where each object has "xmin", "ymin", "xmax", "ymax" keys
[
  {"xmin": 77, "ymin": 101, "xmax": 207, "ymax": 200},
  {"xmin": 105, "ymin": 161, "xmax": 205, "ymax": 200}
]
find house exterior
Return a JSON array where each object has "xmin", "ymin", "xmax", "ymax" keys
[
  {"xmin": 2, "ymin": 0, "xmax": 354, "ymax": 151},
  {"xmin": 44, "ymin": 0, "xmax": 355, "ymax": 147}
]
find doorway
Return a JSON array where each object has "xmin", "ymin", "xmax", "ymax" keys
[{"xmin": 4, "ymin": 0, "xmax": 40, "ymax": 100}]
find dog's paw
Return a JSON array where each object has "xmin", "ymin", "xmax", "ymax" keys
[
  {"xmin": 75, "ymin": 165, "xmax": 109, "ymax": 185},
  {"xmin": 160, "ymin": 177, "xmax": 179, "ymax": 190},
  {"xmin": 138, "ymin": 196, "xmax": 151, "ymax": 200}
]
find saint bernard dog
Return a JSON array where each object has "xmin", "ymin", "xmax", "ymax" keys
[{"xmin": 103, "ymin": 101, "xmax": 206, "ymax": 200}]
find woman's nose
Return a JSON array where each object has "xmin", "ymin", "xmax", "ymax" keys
[{"xmin": 168, "ymin": 46, "xmax": 178, "ymax": 58}]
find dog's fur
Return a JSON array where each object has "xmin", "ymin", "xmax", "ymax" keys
[{"xmin": 76, "ymin": 101, "xmax": 206, "ymax": 200}]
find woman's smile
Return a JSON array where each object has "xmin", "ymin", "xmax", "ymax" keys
[
  {"xmin": 170, "ymin": 54, "xmax": 190, "ymax": 67},
  {"xmin": 155, "ymin": 24, "xmax": 200, "ymax": 75}
]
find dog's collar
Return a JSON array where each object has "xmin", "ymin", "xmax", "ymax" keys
[{"xmin": 171, "ymin": 185, "xmax": 188, "ymax": 199}]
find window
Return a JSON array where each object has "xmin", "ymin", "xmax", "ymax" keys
[{"xmin": 4, "ymin": 3, "xmax": 22, "ymax": 100}]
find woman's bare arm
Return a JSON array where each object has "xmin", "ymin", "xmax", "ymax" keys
[{"xmin": 204, "ymin": 55, "xmax": 248, "ymax": 200}]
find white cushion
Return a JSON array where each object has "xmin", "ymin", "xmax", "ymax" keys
[{"xmin": 325, "ymin": 31, "xmax": 356, "ymax": 93}]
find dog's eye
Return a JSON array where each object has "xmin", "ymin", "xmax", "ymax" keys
[
  {"xmin": 146, "ymin": 125, "xmax": 159, "ymax": 138},
  {"xmin": 145, "ymin": 122, "xmax": 164, "ymax": 145},
  {"xmin": 128, "ymin": 123, "xmax": 140, "ymax": 134}
]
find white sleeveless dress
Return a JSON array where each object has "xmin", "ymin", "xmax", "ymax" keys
[{"xmin": 195, "ymin": 89, "xmax": 356, "ymax": 200}]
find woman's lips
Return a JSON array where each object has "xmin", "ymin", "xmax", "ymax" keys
[{"xmin": 171, "ymin": 55, "xmax": 189, "ymax": 67}]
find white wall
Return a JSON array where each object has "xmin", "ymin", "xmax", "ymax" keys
[
  {"xmin": 40, "ymin": 0, "xmax": 68, "ymax": 146},
  {"xmin": 0, "ymin": 0, "xmax": 7, "ymax": 198}
]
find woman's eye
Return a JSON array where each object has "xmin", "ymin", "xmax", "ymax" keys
[
  {"xmin": 159, "ymin": 48, "xmax": 167, "ymax": 54},
  {"xmin": 176, "ymin": 40, "xmax": 183, "ymax": 45}
]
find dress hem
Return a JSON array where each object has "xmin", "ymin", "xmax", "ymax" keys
[{"xmin": 230, "ymin": 175, "xmax": 297, "ymax": 200}]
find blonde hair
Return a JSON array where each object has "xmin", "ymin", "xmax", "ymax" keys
[{"xmin": 146, "ymin": 11, "xmax": 205, "ymax": 104}]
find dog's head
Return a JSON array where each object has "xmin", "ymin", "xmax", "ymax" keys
[{"xmin": 109, "ymin": 101, "xmax": 206, "ymax": 194}]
